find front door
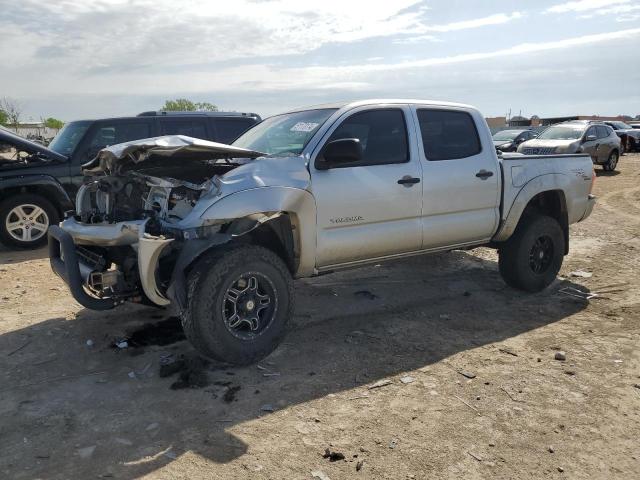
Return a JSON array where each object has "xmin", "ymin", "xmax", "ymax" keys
[
  {"xmin": 581, "ymin": 126, "xmax": 599, "ymax": 162},
  {"xmin": 310, "ymin": 106, "xmax": 423, "ymax": 268},
  {"xmin": 413, "ymin": 107, "xmax": 500, "ymax": 249}
]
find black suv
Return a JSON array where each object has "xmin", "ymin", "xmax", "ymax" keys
[{"xmin": 0, "ymin": 111, "xmax": 261, "ymax": 248}]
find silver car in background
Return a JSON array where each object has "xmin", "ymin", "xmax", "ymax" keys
[{"xmin": 517, "ymin": 121, "xmax": 621, "ymax": 171}]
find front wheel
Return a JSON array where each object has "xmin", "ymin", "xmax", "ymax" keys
[
  {"xmin": 498, "ymin": 214, "xmax": 564, "ymax": 292},
  {"xmin": 182, "ymin": 244, "xmax": 294, "ymax": 365},
  {"xmin": 602, "ymin": 150, "xmax": 619, "ymax": 171},
  {"xmin": 0, "ymin": 194, "xmax": 59, "ymax": 249}
]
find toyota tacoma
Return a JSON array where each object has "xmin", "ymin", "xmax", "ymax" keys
[{"xmin": 48, "ymin": 100, "xmax": 597, "ymax": 365}]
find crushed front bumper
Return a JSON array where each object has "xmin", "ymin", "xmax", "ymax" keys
[{"xmin": 48, "ymin": 225, "xmax": 116, "ymax": 310}]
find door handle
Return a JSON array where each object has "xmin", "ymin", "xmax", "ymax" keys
[
  {"xmin": 397, "ymin": 176, "xmax": 420, "ymax": 186},
  {"xmin": 475, "ymin": 170, "xmax": 494, "ymax": 180}
]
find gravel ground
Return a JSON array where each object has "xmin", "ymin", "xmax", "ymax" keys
[{"xmin": 1, "ymin": 153, "xmax": 639, "ymax": 480}]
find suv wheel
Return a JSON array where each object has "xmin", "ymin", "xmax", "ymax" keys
[
  {"xmin": 0, "ymin": 194, "xmax": 59, "ymax": 249},
  {"xmin": 498, "ymin": 214, "xmax": 564, "ymax": 292},
  {"xmin": 182, "ymin": 244, "xmax": 294, "ymax": 365},
  {"xmin": 603, "ymin": 150, "xmax": 619, "ymax": 171}
]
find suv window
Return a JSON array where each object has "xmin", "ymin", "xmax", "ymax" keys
[
  {"xmin": 585, "ymin": 126, "xmax": 598, "ymax": 139},
  {"xmin": 88, "ymin": 122, "xmax": 151, "ymax": 151},
  {"xmin": 417, "ymin": 109, "xmax": 481, "ymax": 160},
  {"xmin": 596, "ymin": 126, "xmax": 609, "ymax": 139},
  {"xmin": 212, "ymin": 118, "xmax": 257, "ymax": 144},
  {"xmin": 159, "ymin": 120, "xmax": 207, "ymax": 138},
  {"xmin": 327, "ymin": 109, "xmax": 408, "ymax": 166}
]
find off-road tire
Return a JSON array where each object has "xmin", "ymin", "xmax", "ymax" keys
[
  {"xmin": 0, "ymin": 193, "xmax": 59, "ymax": 249},
  {"xmin": 498, "ymin": 214, "xmax": 564, "ymax": 292},
  {"xmin": 602, "ymin": 150, "xmax": 619, "ymax": 172},
  {"xmin": 182, "ymin": 244, "xmax": 294, "ymax": 365}
]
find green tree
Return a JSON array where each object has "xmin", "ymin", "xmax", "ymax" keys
[
  {"xmin": 44, "ymin": 117, "xmax": 64, "ymax": 130},
  {"xmin": 0, "ymin": 109, "xmax": 7, "ymax": 126},
  {"xmin": 161, "ymin": 98, "xmax": 218, "ymax": 112}
]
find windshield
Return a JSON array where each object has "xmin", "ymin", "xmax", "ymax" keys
[
  {"xmin": 232, "ymin": 109, "xmax": 337, "ymax": 156},
  {"xmin": 609, "ymin": 121, "xmax": 632, "ymax": 130},
  {"xmin": 48, "ymin": 121, "xmax": 91, "ymax": 156},
  {"xmin": 493, "ymin": 130, "xmax": 521, "ymax": 141},
  {"xmin": 537, "ymin": 126, "xmax": 583, "ymax": 140}
]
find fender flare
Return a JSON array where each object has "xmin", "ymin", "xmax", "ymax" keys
[
  {"xmin": 198, "ymin": 186, "xmax": 317, "ymax": 277},
  {"xmin": 493, "ymin": 173, "xmax": 570, "ymax": 243},
  {"xmin": 0, "ymin": 174, "xmax": 73, "ymax": 213}
]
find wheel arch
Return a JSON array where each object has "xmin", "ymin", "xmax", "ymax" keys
[
  {"xmin": 494, "ymin": 177, "xmax": 570, "ymax": 254},
  {"xmin": 0, "ymin": 175, "xmax": 73, "ymax": 216}
]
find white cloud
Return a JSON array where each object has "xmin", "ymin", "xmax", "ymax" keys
[
  {"xmin": 578, "ymin": 3, "xmax": 640, "ymax": 20},
  {"xmin": 545, "ymin": 0, "xmax": 630, "ymax": 13},
  {"xmin": 424, "ymin": 12, "xmax": 524, "ymax": 32}
]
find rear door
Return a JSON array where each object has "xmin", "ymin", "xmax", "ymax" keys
[
  {"xmin": 310, "ymin": 105, "xmax": 423, "ymax": 267},
  {"xmin": 413, "ymin": 107, "xmax": 500, "ymax": 248}
]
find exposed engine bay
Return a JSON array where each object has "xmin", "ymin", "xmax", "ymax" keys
[
  {"xmin": 53, "ymin": 135, "xmax": 267, "ymax": 310},
  {"xmin": 75, "ymin": 161, "xmax": 236, "ymax": 226}
]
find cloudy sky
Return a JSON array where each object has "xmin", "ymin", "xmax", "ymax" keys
[{"xmin": 1, "ymin": 0, "xmax": 639, "ymax": 121}]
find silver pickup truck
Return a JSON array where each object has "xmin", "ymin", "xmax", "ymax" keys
[{"xmin": 48, "ymin": 100, "xmax": 596, "ymax": 364}]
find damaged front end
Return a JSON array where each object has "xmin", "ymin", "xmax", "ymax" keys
[{"xmin": 48, "ymin": 135, "xmax": 265, "ymax": 311}]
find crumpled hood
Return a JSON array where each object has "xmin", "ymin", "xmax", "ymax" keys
[{"xmin": 82, "ymin": 135, "xmax": 265, "ymax": 174}]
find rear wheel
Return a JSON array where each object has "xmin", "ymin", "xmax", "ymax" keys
[
  {"xmin": 0, "ymin": 194, "xmax": 58, "ymax": 249},
  {"xmin": 182, "ymin": 244, "xmax": 294, "ymax": 365},
  {"xmin": 498, "ymin": 214, "xmax": 564, "ymax": 292},
  {"xmin": 602, "ymin": 150, "xmax": 619, "ymax": 171}
]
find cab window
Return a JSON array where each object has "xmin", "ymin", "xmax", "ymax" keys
[
  {"xmin": 326, "ymin": 109, "xmax": 408, "ymax": 166},
  {"xmin": 417, "ymin": 109, "xmax": 481, "ymax": 160}
]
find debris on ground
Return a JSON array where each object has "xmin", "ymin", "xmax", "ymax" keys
[
  {"xmin": 633, "ymin": 384, "xmax": 640, "ymax": 390},
  {"xmin": 368, "ymin": 379, "xmax": 393, "ymax": 389},
  {"xmin": 354, "ymin": 290, "xmax": 379, "ymax": 300},
  {"xmin": 498, "ymin": 347, "xmax": 518, "ymax": 357},
  {"xmin": 458, "ymin": 370, "xmax": 476, "ymax": 379},
  {"xmin": 554, "ymin": 351, "xmax": 567, "ymax": 361},
  {"xmin": 260, "ymin": 404, "xmax": 275, "ymax": 412},
  {"xmin": 400, "ymin": 375, "xmax": 415, "ymax": 384},
  {"xmin": 570, "ymin": 270, "xmax": 593, "ymax": 278},
  {"xmin": 389, "ymin": 438, "xmax": 398, "ymax": 449},
  {"xmin": 322, "ymin": 448, "xmax": 345, "ymax": 462},
  {"xmin": 157, "ymin": 354, "xmax": 209, "ymax": 390},
  {"xmin": 311, "ymin": 470, "xmax": 331, "ymax": 480},
  {"xmin": 548, "ymin": 446, "xmax": 555, "ymax": 453},
  {"xmin": 86, "ymin": 339, "xmax": 94, "ymax": 347},
  {"xmin": 558, "ymin": 286, "xmax": 599, "ymax": 300},
  {"xmin": 76, "ymin": 445, "xmax": 96, "ymax": 459},
  {"xmin": 356, "ymin": 460, "xmax": 364, "ymax": 471},
  {"xmin": 467, "ymin": 451, "xmax": 482, "ymax": 462},
  {"xmin": 223, "ymin": 385, "xmax": 241, "ymax": 403}
]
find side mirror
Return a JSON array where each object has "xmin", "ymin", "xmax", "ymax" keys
[
  {"xmin": 585, "ymin": 134, "xmax": 597, "ymax": 142},
  {"xmin": 317, "ymin": 138, "xmax": 362, "ymax": 170}
]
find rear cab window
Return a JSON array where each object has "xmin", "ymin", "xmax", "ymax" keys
[{"xmin": 417, "ymin": 109, "xmax": 481, "ymax": 160}]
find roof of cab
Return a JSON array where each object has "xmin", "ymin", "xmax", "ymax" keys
[{"xmin": 281, "ymin": 99, "xmax": 477, "ymax": 115}]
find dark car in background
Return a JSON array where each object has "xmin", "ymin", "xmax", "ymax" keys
[
  {"xmin": 603, "ymin": 121, "xmax": 640, "ymax": 153},
  {"xmin": 0, "ymin": 111, "xmax": 261, "ymax": 248},
  {"xmin": 492, "ymin": 129, "xmax": 537, "ymax": 152}
]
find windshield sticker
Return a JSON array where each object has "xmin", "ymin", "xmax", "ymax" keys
[{"xmin": 290, "ymin": 122, "xmax": 319, "ymax": 132}]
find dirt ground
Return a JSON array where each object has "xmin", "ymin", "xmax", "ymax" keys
[{"xmin": 1, "ymin": 154, "xmax": 639, "ymax": 480}]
